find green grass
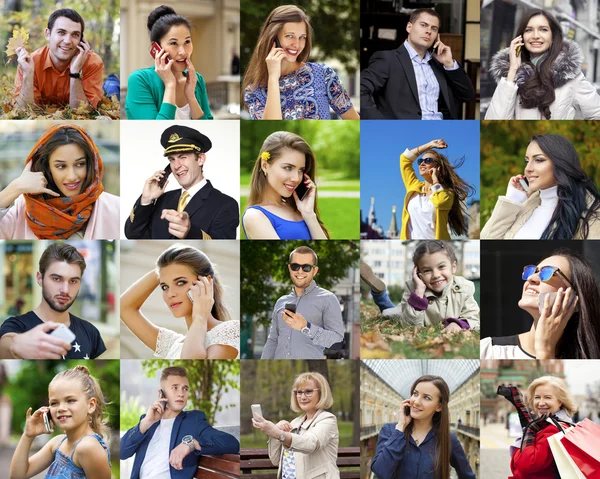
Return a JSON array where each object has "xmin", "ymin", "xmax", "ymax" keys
[
  {"xmin": 240, "ymin": 420, "xmax": 355, "ymax": 449},
  {"xmin": 361, "ymin": 301, "xmax": 480, "ymax": 359},
  {"xmin": 240, "ymin": 196, "xmax": 359, "ymax": 239}
]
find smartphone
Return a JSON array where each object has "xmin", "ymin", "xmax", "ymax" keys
[
  {"xmin": 294, "ymin": 181, "xmax": 310, "ymax": 202},
  {"xmin": 497, "ymin": 384, "xmax": 513, "ymax": 398},
  {"xmin": 43, "ymin": 410, "xmax": 53, "ymax": 433},
  {"xmin": 273, "ymin": 36, "xmax": 282, "ymax": 49},
  {"xmin": 187, "ymin": 290, "xmax": 194, "ymax": 303},
  {"xmin": 49, "ymin": 324, "xmax": 76, "ymax": 345},
  {"xmin": 404, "ymin": 405, "xmax": 411, "ymax": 416},
  {"xmin": 518, "ymin": 176, "xmax": 529, "ymax": 192},
  {"xmin": 159, "ymin": 389, "xmax": 167, "ymax": 411},
  {"xmin": 284, "ymin": 302, "xmax": 297, "ymax": 318},
  {"xmin": 150, "ymin": 41, "xmax": 170, "ymax": 61},
  {"xmin": 516, "ymin": 45, "xmax": 522, "ymax": 57},
  {"xmin": 538, "ymin": 291, "xmax": 578, "ymax": 314},
  {"xmin": 251, "ymin": 404, "xmax": 263, "ymax": 420},
  {"xmin": 157, "ymin": 164, "xmax": 172, "ymax": 189}
]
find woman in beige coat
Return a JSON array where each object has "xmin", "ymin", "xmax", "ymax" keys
[
  {"xmin": 481, "ymin": 134, "xmax": 600, "ymax": 240},
  {"xmin": 252, "ymin": 372, "xmax": 340, "ymax": 479}
]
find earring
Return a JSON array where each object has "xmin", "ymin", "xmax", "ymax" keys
[{"xmin": 263, "ymin": 170, "xmax": 267, "ymax": 177}]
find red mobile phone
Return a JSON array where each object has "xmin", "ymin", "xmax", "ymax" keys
[
  {"xmin": 157, "ymin": 164, "xmax": 172, "ymax": 189},
  {"xmin": 150, "ymin": 42, "xmax": 170, "ymax": 61}
]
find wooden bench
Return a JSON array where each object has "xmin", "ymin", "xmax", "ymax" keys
[
  {"xmin": 241, "ymin": 447, "xmax": 361, "ymax": 478},
  {"xmin": 195, "ymin": 454, "xmax": 240, "ymax": 478}
]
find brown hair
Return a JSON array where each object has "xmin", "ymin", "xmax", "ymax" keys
[
  {"xmin": 49, "ymin": 365, "xmax": 109, "ymax": 439},
  {"xmin": 288, "ymin": 246, "xmax": 318, "ymax": 265},
  {"xmin": 241, "ymin": 5, "xmax": 312, "ymax": 108},
  {"xmin": 412, "ymin": 241, "xmax": 457, "ymax": 267},
  {"xmin": 247, "ymin": 131, "xmax": 329, "ymax": 238},
  {"xmin": 404, "ymin": 375, "xmax": 451, "ymax": 479},
  {"xmin": 156, "ymin": 244, "xmax": 230, "ymax": 321},
  {"xmin": 409, "ymin": 8, "xmax": 441, "ymax": 25},
  {"xmin": 39, "ymin": 243, "xmax": 86, "ymax": 277},
  {"xmin": 421, "ymin": 150, "xmax": 475, "ymax": 236},
  {"xmin": 160, "ymin": 366, "xmax": 188, "ymax": 383}
]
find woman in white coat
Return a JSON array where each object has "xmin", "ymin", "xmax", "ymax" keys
[
  {"xmin": 485, "ymin": 9, "xmax": 600, "ymax": 120},
  {"xmin": 252, "ymin": 372, "xmax": 340, "ymax": 479}
]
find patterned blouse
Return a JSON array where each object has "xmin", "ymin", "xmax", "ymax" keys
[{"xmin": 244, "ymin": 62, "xmax": 353, "ymax": 120}]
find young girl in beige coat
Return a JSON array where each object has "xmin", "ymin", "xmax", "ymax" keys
[{"xmin": 252, "ymin": 372, "xmax": 340, "ymax": 479}]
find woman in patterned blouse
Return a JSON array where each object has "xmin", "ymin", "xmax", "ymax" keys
[{"xmin": 242, "ymin": 5, "xmax": 360, "ymax": 120}]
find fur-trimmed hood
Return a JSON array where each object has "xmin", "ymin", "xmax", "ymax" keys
[{"xmin": 488, "ymin": 39, "xmax": 583, "ymax": 88}]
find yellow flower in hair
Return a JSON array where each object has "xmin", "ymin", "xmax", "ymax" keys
[{"xmin": 261, "ymin": 151, "xmax": 271, "ymax": 161}]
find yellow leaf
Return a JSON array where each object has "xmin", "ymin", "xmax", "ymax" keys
[{"xmin": 5, "ymin": 27, "xmax": 29, "ymax": 57}]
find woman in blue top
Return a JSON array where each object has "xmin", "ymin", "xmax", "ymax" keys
[
  {"xmin": 242, "ymin": 5, "xmax": 360, "ymax": 120},
  {"xmin": 10, "ymin": 365, "xmax": 111, "ymax": 479},
  {"xmin": 243, "ymin": 131, "xmax": 329, "ymax": 239},
  {"xmin": 371, "ymin": 375, "xmax": 475, "ymax": 479},
  {"xmin": 125, "ymin": 5, "xmax": 213, "ymax": 120}
]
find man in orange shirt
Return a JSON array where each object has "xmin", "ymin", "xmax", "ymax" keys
[{"xmin": 14, "ymin": 8, "xmax": 104, "ymax": 109}]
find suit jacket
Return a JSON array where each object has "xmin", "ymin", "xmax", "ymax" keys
[
  {"xmin": 0, "ymin": 192, "xmax": 120, "ymax": 239},
  {"xmin": 124, "ymin": 180, "xmax": 239, "ymax": 239},
  {"xmin": 120, "ymin": 410, "xmax": 240, "ymax": 479},
  {"xmin": 360, "ymin": 44, "xmax": 475, "ymax": 119}
]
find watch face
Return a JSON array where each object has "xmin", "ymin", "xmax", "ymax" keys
[{"xmin": 182, "ymin": 434, "xmax": 193, "ymax": 443}]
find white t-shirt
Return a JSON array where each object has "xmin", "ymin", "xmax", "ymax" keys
[
  {"xmin": 140, "ymin": 417, "xmax": 176, "ymax": 479},
  {"xmin": 407, "ymin": 183, "xmax": 444, "ymax": 239},
  {"xmin": 175, "ymin": 103, "xmax": 192, "ymax": 119}
]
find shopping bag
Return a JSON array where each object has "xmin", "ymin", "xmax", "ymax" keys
[
  {"xmin": 560, "ymin": 419, "xmax": 600, "ymax": 479},
  {"xmin": 547, "ymin": 430, "xmax": 586, "ymax": 479}
]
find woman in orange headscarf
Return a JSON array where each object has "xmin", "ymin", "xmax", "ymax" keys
[{"xmin": 0, "ymin": 124, "xmax": 119, "ymax": 239}]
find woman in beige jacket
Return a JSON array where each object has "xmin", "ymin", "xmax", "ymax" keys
[
  {"xmin": 252, "ymin": 372, "xmax": 340, "ymax": 479},
  {"xmin": 481, "ymin": 134, "xmax": 600, "ymax": 239}
]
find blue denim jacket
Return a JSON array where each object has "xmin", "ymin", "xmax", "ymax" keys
[
  {"xmin": 371, "ymin": 423, "xmax": 475, "ymax": 479},
  {"xmin": 120, "ymin": 410, "xmax": 239, "ymax": 479}
]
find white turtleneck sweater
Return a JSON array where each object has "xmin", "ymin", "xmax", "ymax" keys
[{"xmin": 511, "ymin": 184, "xmax": 558, "ymax": 239}]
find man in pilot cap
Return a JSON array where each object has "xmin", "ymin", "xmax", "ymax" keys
[{"xmin": 124, "ymin": 125, "xmax": 239, "ymax": 239}]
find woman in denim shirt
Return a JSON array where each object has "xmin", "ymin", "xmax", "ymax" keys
[{"xmin": 371, "ymin": 375, "xmax": 475, "ymax": 479}]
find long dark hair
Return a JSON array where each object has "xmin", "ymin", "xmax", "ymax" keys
[
  {"xmin": 404, "ymin": 375, "xmax": 451, "ymax": 479},
  {"xmin": 515, "ymin": 10, "xmax": 564, "ymax": 119},
  {"xmin": 531, "ymin": 135, "xmax": 600, "ymax": 239},
  {"xmin": 547, "ymin": 250, "xmax": 600, "ymax": 359},
  {"xmin": 424, "ymin": 150, "xmax": 476, "ymax": 236},
  {"xmin": 31, "ymin": 127, "xmax": 96, "ymax": 198}
]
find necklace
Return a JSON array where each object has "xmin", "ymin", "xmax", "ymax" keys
[{"xmin": 412, "ymin": 430, "xmax": 428, "ymax": 445}]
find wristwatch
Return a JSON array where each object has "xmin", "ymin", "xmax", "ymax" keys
[
  {"xmin": 301, "ymin": 321, "xmax": 312, "ymax": 336},
  {"xmin": 278, "ymin": 432, "xmax": 286, "ymax": 442},
  {"xmin": 182, "ymin": 434, "xmax": 195, "ymax": 451},
  {"xmin": 69, "ymin": 70, "xmax": 82, "ymax": 79}
]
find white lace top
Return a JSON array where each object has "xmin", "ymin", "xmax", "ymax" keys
[{"xmin": 154, "ymin": 321, "xmax": 240, "ymax": 359}]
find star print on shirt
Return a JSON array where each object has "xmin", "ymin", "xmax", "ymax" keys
[{"xmin": 73, "ymin": 342, "xmax": 81, "ymax": 353}]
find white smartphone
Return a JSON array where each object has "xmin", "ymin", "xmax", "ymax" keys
[
  {"xmin": 519, "ymin": 177, "xmax": 530, "ymax": 192},
  {"xmin": 538, "ymin": 291, "xmax": 578, "ymax": 313},
  {"xmin": 251, "ymin": 404, "xmax": 263, "ymax": 420},
  {"xmin": 43, "ymin": 410, "xmax": 53, "ymax": 433},
  {"xmin": 49, "ymin": 324, "xmax": 76, "ymax": 344},
  {"xmin": 187, "ymin": 290, "xmax": 194, "ymax": 303}
]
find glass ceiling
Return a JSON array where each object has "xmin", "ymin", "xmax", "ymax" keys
[{"xmin": 362, "ymin": 360, "xmax": 480, "ymax": 397}]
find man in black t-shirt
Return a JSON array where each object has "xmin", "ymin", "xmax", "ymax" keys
[{"xmin": 0, "ymin": 243, "xmax": 106, "ymax": 359}]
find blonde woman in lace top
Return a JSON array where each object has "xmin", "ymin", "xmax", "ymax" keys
[{"xmin": 120, "ymin": 244, "xmax": 239, "ymax": 359}]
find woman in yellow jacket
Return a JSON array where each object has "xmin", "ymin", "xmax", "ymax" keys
[{"xmin": 401, "ymin": 139, "xmax": 475, "ymax": 239}]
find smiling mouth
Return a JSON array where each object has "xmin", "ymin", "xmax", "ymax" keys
[
  {"xmin": 525, "ymin": 288, "xmax": 539, "ymax": 296},
  {"xmin": 431, "ymin": 279, "xmax": 446, "ymax": 287},
  {"xmin": 63, "ymin": 182, "xmax": 81, "ymax": 191},
  {"xmin": 284, "ymin": 183, "xmax": 297, "ymax": 191},
  {"xmin": 176, "ymin": 170, "xmax": 187, "ymax": 178},
  {"xmin": 412, "ymin": 406, "xmax": 423, "ymax": 413},
  {"xmin": 285, "ymin": 48, "xmax": 298, "ymax": 56},
  {"xmin": 170, "ymin": 302, "xmax": 182, "ymax": 309},
  {"xmin": 56, "ymin": 415, "xmax": 71, "ymax": 421},
  {"xmin": 529, "ymin": 42, "xmax": 544, "ymax": 46}
]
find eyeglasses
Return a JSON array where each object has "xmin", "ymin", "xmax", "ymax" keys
[
  {"xmin": 417, "ymin": 157, "xmax": 436, "ymax": 166},
  {"xmin": 293, "ymin": 388, "xmax": 320, "ymax": 397},
  {"xmin": 289, "ymin": 263, "xmax": 317, "ymax": 272},
  {"xmin": 522, "ymin": 265, "xmax": 573, "ymax": 287}
]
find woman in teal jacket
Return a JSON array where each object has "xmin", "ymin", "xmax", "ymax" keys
[{"xmin": 125, "ymin": 5, "xmax": 213, "ymax": 120}]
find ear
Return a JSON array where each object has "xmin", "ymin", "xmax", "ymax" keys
[
  {"xmin": 313, "ymin": 266, "xmax": 319, "ymax": 276},
  {"xmin": 45, "ymin": 28, "xmax": 51, "ymax": 42},
  {"xmin": 87, "ymin": 397, "xmax": 97, "ymax": 415},
  {"xmin": 406, "ymin": 22, "xmax": 412, "ymax": 35},
  {"xmin": 36, "ymin": 272, "xmax": 43, "ymax": 287},
  {"xmin": 197, "ymin": 153, "xmax": 206, "ymax": 167},
  {"xmin": 451, "ymin": 261, "xmax": 457, "ymax": 275},
  {"xmin": 435, "ymin": 403, "xmax": 443, "ymax": 413}
]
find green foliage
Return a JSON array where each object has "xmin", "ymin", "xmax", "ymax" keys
[
  {"xmin": 141, "ymin": 360, "xmax": 240, "ymax": 425},
  {"xmin": 481, "ymin": 120, "xmax": 600, "ymax": 226},
  {"xmin": 241, "ymin": 240, "xmax": 360, "ymax": 326},
  {"xmin": 240, "ymin": 121, "xmax": 360, "ymax": 179},
  {"xmin": 387, "ymin": 284, "xmax": 405, "ymax": 305},
  {"xmin": 119, "ymin": 392, "xmax": 146, "ymax": 431},
  {"xmin": 240, "ymin": 0, "xmax": 359, "ymax": 74},
  {"xmin": 5, "ymin": 360, "xmax": 120, "ymax": 435}
]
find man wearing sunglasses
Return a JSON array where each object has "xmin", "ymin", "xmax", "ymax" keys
[{"xmin": 261, "ymin": 246, "xmax": 345, "ymax": 359}]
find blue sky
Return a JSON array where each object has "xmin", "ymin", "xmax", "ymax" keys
[{"xmin": 360, "ymin": 120, "xmax": 481, "ymax": 230}]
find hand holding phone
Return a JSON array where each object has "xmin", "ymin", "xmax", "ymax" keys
[
  {"xmin": 157, "ymin": 164, "xmax": 172, "ymax": 189},
  {"xmin": 273, "ymin": 36, "xmax": 282, "ymax": 49},
  {"xmin": 159, "ymin": 389, "xmax": 167, "ymax": 411},
  {"xmin": 150, "ymin": 42, "xmax": 170, "ymax": 61},
  {"xmin": 294, "ymin": 177, "xmax": 310, "ymax": 202},
  {"xmin": 518, "ymin": 176, "xmax": 530, "ymax": 192},
  {"xmin": 43, "ymin": 410, "xmax": 54, "ymax": 433},
  {"xmin": 284, "ymin": 302, "xmax": 297, "ymax": 318},
  {"xmin": 49, "ymin": 324, "xmax": 76, "ymax": 345},
  {"xmin": 251, "ymin": 404, "xmax": 263, "ymax": 421}
]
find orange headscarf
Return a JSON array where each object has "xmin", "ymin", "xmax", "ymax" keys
[{"xmin": 24, "ymin": 124, "xmax": 105, "ymax": 239}]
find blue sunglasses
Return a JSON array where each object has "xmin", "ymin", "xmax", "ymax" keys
[
  {"xmin": 417, "ymin": 157, "xmax": 436, "ymax": 166},
  {"xmin": 522, "ymin": 265, "xmax": 572, "ymax": 287}
]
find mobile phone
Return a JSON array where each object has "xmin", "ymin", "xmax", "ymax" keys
[
  {"xmin": 159, "ymin": 389, "xmax": 167, "ymax": 411},
  {"xmin": 251, "ymin": 404, "xmax": 263, "ymax": 420},
  {"xmin": 538, "ymin": 291, "xmax": 578, "ymax": 314},
  {"xmin": 43, "ymin": 410, "xmax": 53, "ymax": 433},
  {"xmin": 404, "ymin": 405, "xmax": 411, "ymax": 416},
  {"xmin": 150, "ymin": 41, "xmax": 170, "ymax": 61},
  {"xmin": 187, "ymin": 290, "xmax": 194, "ymax": 303},
  {"xmin": 157, "ymin": 164, "xmax": 172, "ymax": 189},
  {"xmin": 518, "ymin": 176, "xmax": 529, "ymax": 192},
  {"xmin": 284, "ymin": 302, "xmax": 297, "ymax": 317},
  {"xmin": 516, "ymin": 45, "xmax": 522, "ymax": 57},
  {"xmin": 496, "ymin": 384, "xmax": 513, "ymax": 398},
  {"xmin": 273, "ymin": 36, "xmax": 282, "ymax": 49},
  {"xmin": 294, "ymin": 181, "xmax": 310, "ymax": 202},
  {"xmin": 49, "ymin": 324, "xmax": 76, "ymax": 345},
  {"xmin": 428, "ymin": 34, "xmax": 439, "ymax": 54}
]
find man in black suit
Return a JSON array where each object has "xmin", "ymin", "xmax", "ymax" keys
[
  {"xmin": 125, "ymin": 125, "xmax": 239, "ymax": 239},
  {"xmin": 360, "ymin": 8, "xmax": 475, "ymax": 120}
]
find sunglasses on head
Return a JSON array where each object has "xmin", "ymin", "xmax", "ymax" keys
[
  {"xmin": 417, "ymin": 157, "xmax": 436, "ymax": 166},
  {"xmin": 289, "ymin": 263, "xmax": 317, "ymax": 272},
  {"xmin": 522, "ymin": 265, "xmax": 573, "ymax": 287}
]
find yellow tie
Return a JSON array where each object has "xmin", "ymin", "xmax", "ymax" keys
[{"xmin": 177, "ymin": 191, "xmax": 190, "ymax": 213}]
